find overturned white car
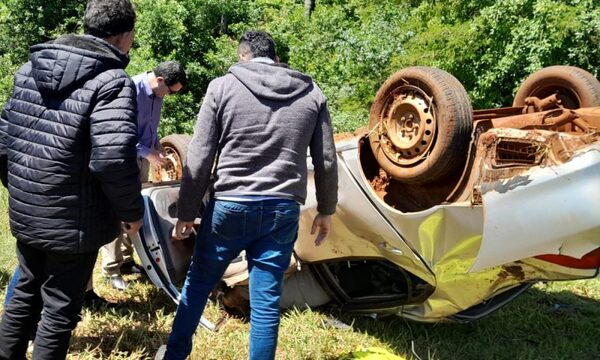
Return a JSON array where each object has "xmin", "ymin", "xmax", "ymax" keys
[{"xmin": 132, "ymin": 65, "xmax": 600, "ymax": 323}]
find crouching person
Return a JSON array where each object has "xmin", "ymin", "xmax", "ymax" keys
[
  {"xmin": 0, "ymin": 0, "xmax": 144, "ymax": 359},
  {"xmin": 161, "ymin": 30, "xmax": 338, "ymax": 360}
]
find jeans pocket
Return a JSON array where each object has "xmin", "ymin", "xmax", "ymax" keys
[
  {"xmin": 211, "ymin": 201, "xmax": 246, "ymax": 240},
  {"xmin": 271, "ymin": 206, "xmax": 300, "ymax": 245}
]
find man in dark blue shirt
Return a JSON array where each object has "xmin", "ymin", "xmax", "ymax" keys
[
  {"xmin": 134, "ymin": 61, "xmax": 187, "ymax": 178},
  {"xmin": 102, "ymin": 61, "xmax": 187, "ymax": 290}
]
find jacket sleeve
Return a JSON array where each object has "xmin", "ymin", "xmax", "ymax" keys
[
  {"xmin": 0, "ymin": 106, "xmax": 10, "ymax": 188},
  {"xmin": 89, "ymin": 75, "xmax": 144, "ymax": 222},
  {"xmin": 309, "ymin": 100, "xmax": 338, "ymax": 215},
  {"xmin": 177, "ymin": 80, "xmax": 221, "ymax": 221},
  {"xmin": 136, "ymin": 142, "xmax": 152, "ymax": 158}
]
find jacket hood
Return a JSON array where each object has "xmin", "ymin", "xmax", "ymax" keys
[
  {"xmin": 228, "ymin": 61, "xmax": 313, "ymax": 101},
  {"xmin": 29, "ymin": 34, "xmax": 129, "ymax": 96}
]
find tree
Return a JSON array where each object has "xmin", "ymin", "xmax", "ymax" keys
[{"xmin": 0, "ymin": 0, "xmax": 598, "ymax": 134}]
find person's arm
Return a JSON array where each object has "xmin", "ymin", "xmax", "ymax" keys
[
  {"xmin": 134, "ymin": 94, "xmax": 157, "ymax": 159},
  {"xmin": 136, "ymin": 142, "xmax": 152, "ymax": 159},
  {"xmin": 136, "ymin": 99, "xmax": 166, "ymax": 166},
  {"xmin": 137, "ymin": 138, "xmax": 166, "ymax": 166},
  {"xmin": 309, "ymin": 100, "xmax": 338, "ymax": 215},
  {"xmin": 176, "ymin": 80, "xmax": 221, "ymax": 225},
  {"xmin": 154, "ymin": 131, "xmax": 163, "ymax": 152},
  {"xmin": 0, "ymin": 106, "xmax": 10, "ymax": 188},
  {"xmin": 89, "ymin": 75, "xmax": 144, "ymax": 223},
  {"xmin": 308, "ymin": 98, "xmax": 338, "ymax": 245}
]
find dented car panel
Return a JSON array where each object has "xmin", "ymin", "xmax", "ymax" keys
[
  {"xmin": 308, "ymin": 133, "xmax": 600, "ymax": 321},
  {"xmin": 335, "ymin": 139, "xmax": 530, "ymax": 321},
  {"xmin": 295, "ymin": 150, "xmax": 435, "ymax": 286},
  {"xmin": 473, "ymin": 140, "xmax": 600, "ymax": 272}
]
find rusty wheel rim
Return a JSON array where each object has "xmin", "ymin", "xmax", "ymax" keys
[
  {"xmin": 153, "ymin": 145, "xmax": 183, "ymax": 182},
  {"xmin": 377, "ymin": 85, "xmax": 436, "ymax": 166}
]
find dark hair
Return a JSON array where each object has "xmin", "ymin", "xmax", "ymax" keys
[
  {"xmin": 238, "ymin": 30, "xmax": 276, "ymax": 60},
  {"xmin": 154, "ymin": 61, "xmax": 187, "ymax": 88},
  {"xmin": 84, "ymin": 0, "xmax": 136, "ymax": 38}
]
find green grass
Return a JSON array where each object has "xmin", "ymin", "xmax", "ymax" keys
[{"xmin": 1, "ymin": 185, "xmax": 600, "ymax": 359}]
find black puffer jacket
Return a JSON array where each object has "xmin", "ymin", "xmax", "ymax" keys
[{"xmin": 0, "ymin": 34, "xmax": 144, "ymax": 254}]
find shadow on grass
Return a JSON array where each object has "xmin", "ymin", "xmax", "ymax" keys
[
  {"xmin": 0, "ymin": 273, "xmax": 176, "ymax": 358},
  {"xmin": 329, "ymin": 285, "xmax": 600, "ymax": 360},
  {"xmin": 69, "ymin": 277, "xmax": 177, "ymax": 358}
]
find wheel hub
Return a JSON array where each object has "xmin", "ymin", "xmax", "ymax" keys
[
  {"xmin": 152, "ymin": 147, "xmax": 183, "ymax": 182},
  {"xmin": 378, "ymin": 86, "xmax": 436, "ymax": 166}
]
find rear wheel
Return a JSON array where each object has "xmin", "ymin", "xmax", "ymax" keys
[
  {"xmin": 513, "ymin": 66, "xmax": 600, "ymax": 109},
  {"xmin": 368, "ymin": 66, "xmax": 473, "ymax": 184},
  {"xmin": 152, "ymin": 134, "xmax": 191, "ymax": 182}
]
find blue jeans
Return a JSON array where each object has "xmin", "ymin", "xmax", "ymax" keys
[
  {"xmin": 4, "ymin": 267, "xmax": 19, "ymax": 307},
  {"xmin": 166, "ymin": 198, "xmax": 300, "ymax": 360}
]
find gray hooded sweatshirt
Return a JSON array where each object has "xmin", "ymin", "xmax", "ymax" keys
[{"xmin": 177, "ymin": 61, "xmax": 338, "ymax": 220}]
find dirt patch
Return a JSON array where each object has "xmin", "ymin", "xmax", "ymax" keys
[
  {"xmin": 334, "ymin": 132, "xmax": 356, "ymax": 142},
  {"xmin": 369, "ymin": 169, "xmax": 389, "ymax": 198},
  {"xmin": 500, "ymin": 265, "xmax": 526, "ymax": 281},
  {"xmin": 334, "ymin": 126, "xmax": 369, "ymax": 142}
]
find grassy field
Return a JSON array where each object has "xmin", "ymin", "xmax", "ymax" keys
[{"xmin": 1, "ymin": 186, "xmax": 600, "ymax": 359}]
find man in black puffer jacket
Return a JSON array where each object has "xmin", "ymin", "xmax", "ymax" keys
[{"xmin": 0, "ymin": 1, "xmax": 144, "ymax": 358}]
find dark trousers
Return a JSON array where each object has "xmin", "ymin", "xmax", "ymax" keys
[{"xmin": 0, "ymin": 241, "xmax": 97, "ymax": 360}]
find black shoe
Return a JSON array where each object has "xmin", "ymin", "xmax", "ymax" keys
[
  {"xmin": 107, "ymin": 274, "xmax": 129, "ymax": 291},
  {"xmin": 83, "ymin": 290, "xmax": 117, "ymax": 310},
  {"xmin": 120, "ymin": 261, "xmax": 144, "ymax": 275}
]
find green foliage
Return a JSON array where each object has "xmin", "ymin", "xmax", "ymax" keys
[
  {"xmin": 0, "ymin": 0, "xmax": 84, "ymax": 65},
  {"xmin": 0, "ymin": 56, "xmax": 17, "ymax": 106},
  {"xmin": 0, "ymin": 187, "xmax": 16, "ymax": 279},
  {"xmin": 217, "ymin": 0, "xmax": 413, "ymax": 132},
  {"xmin": 395, "ymin": 0, "xmax": 600, "ymax": 108},
  {"xmin": 0, "ymin": 0, "xmax": 85, "ymax": 121},
  {"xmin": 130, "ymin": 0, "xmax": 251, "ymax": 135},
  {"xmin": 0, "ymin": 0, "xmax": 599, "ymax": 133}
]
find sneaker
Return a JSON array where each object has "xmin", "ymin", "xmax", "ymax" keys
[
  {"xmin": 107, "ymin": 274, "xmax": 129, "ymax": 291},
  {"xmin": 83, "ymin": 290, "xmax": 117, "ymax": 310},
  {"xmin": 155, "ymin": 344, "xmax": 167, "ymax": 360}
]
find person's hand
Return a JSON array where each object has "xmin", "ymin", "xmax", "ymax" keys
[
  {"xmin": 173, "ymin": 220, "xmax": 195, "ymax": 240},
  {"xmin": 122, "ymin": 219, "xmax": 143, "ymax": 235},
  {"xmin": 147, "ymin": 149, "xmax": 167, "ymax": 167},
  {"xmin": 311, "ymin": 214, "xmax": 332, "ymax": 246}
]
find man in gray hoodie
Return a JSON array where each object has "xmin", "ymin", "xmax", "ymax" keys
[{"xmin": 162, "ymin": 30, "xmax": 338, "ymax": 360}]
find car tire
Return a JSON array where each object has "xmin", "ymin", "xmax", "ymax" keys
[
  {"xmin": 368, "ymin": 66, "xmax": 473, "ymax": 184},
  {"xmin": 513, "ymin": 65, "xmax": 600, "ymax": 109},
  {"xmin": 155, "ymin": 134, "xmax": 191, "ymax": 182}
]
